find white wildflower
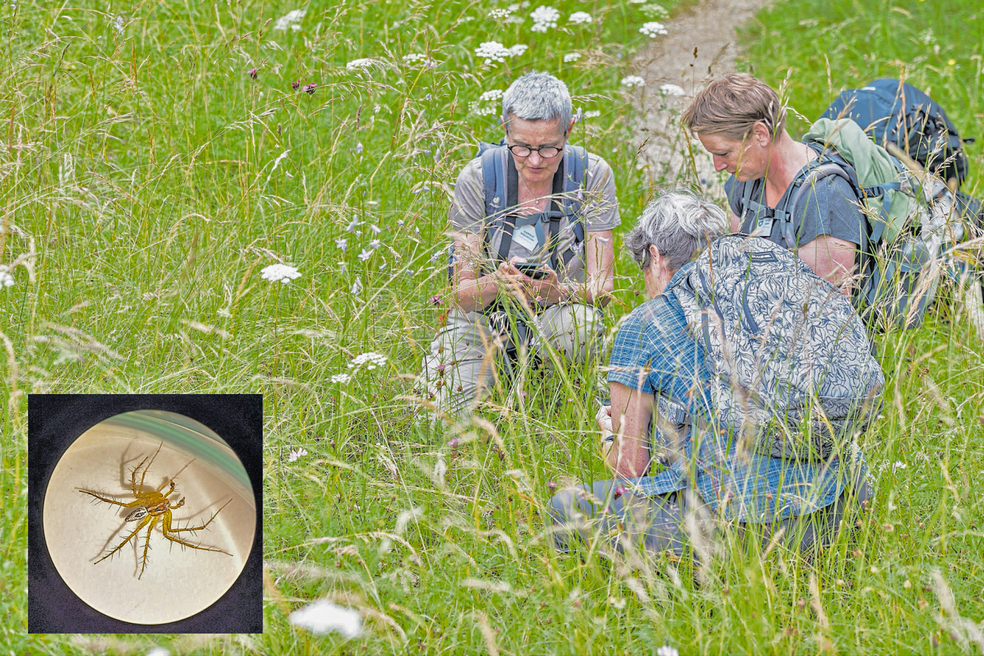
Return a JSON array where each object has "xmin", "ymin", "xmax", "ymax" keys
[
  {"xmin": 470, "ymin": 104, "xmax": 498, "ymax": 116},
  {"xmin": 368, "ymin": 223, "xmax": 382, "ymax": 234},
  {"xmin": 489, "ymin": 7, "xmax": 513, "ymax": 19},
  {"xmin": 351, "ymin": 277, "xmax": 362, "ymax": 295},
  {"xmin": 640, "ymin": 3, "xmax": 669, "ymax": 18},
  {"xmin": 348, "ymin": 352, "xmax": 388, "ymax": 370},
  {"xmin": 402, "ymin": 53, "xmax": 438, "ymax": 68},
  {"xmin": 507, "ymin": 44, "xmax": 528, "ymax": 57},
  {"xmin": 330, "ymin": 373, "xmax": 352, "ymax": 384},
  {"xmin": 892, "ymin": 461, "xmax": 908, "ymax": 472},
  {"xmin": 346, "ymin": 219, "xmax": 362, "ymax": 232},
  {"xmin": 358, "ymin": 249, "xmax": 372, "ymax": 261},
  {"xmin": 112, "ymin": 15, "xmax": 124, "ymax": 37},
  {"xmin": 346, "ymin": 58, "xmax": 379, "ymax": 70},
  {"xmin": 475, "ymin": 41, "xmax": 512, "ymax": 64},
  {"xmin": 0, "ymin": 265, "xmax": 14, "ymax": 288},
  {"xmin": 659, "ymin": 83, "xmax": 685, "ymax": 96},
  {"xmin": 369, "ymin": 239, "xmax": 381, "ymax": 249},
  {"xmin": 656, "ymin": 647, "xmax": 679, "ymax": 656},
  {"xmin": 569, "ymin": 11, "xmax": 592, "ymax": 24},
  {"xmin": 479, "ymin": 90, "xmax": 504, "ymax": 103},
  {"xmin": 530, "ymin": 5, "xmax": 560, "ymax": 32},
  {"xmin": 289, "ymin": 599, "xmax": 362, "ymax": 638},
  {"xmin": 260, "ymin": 264, "xmax": 301, "ymax": 284},
  {"xmin": 582, "ymin": 109, "xmax": 601, "ymax": 118},
  {"xmin": 335, "ymin": 238, "xmax": 347, "ymax": 251},
  {"xmin": 639, "ymin": 21, "xmax": 668, "ymax": 37},
  {"xmin": 274, "ymin": 9, "xmax": 305, "ymax": 32},
  {"xmin": 563, "ymin": 53, "xmax": 581, "ymax": 63},
  {"xmin": 288, "ymin": 447, "xmax": 308, "ymax": 462},
  {"xmin": 620, "ymin": 75, "xmax": 646, "ymax": 88}
]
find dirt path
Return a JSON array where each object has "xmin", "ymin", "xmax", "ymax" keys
[{"xmin": 630, "ymin": 0, "xmax": 775, "ymax": 194}]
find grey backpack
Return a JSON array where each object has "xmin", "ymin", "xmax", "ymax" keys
[{"xmin": 669, "ymin": 235, "xmax": 884, "ymax": 460}]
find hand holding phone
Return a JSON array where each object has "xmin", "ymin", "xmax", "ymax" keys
[{"xmin": 515, "ymin": 262, "xmax": 549, "ymax": 280}]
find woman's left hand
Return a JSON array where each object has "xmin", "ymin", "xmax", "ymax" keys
[{"xmin": 522, "ymin": 264, "xmax": 567, "ymax": 305}]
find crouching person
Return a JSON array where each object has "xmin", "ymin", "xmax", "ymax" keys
[
  {"xmin": 419, "ymin": 71, "xmax": 620, "ymax": 418},
  {"xmin": 549, "ymin": 190, "xmax": 881, "ymax": 560}
]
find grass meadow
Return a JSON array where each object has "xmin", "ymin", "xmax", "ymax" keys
[{"xmin": 2, "ymin": 0, "xmax": 983, "ymax": 653}]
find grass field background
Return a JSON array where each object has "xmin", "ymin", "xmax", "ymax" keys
[{"xmin": 2, "ymin": 0, "xmax": 983, "ymax": 653}]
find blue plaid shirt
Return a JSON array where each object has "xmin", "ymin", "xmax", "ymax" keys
[{"xmin": 606, "ymin": 264, "xmax": 865, "ymax": 522}]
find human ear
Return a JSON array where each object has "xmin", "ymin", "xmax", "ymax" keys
[
  {"xmin": 752, "ymin": 121, "xmax": 773, "ymax": 145},
  {"xmin": 647, "ymin": 244, "xmax": 662, "ymax": 271}
]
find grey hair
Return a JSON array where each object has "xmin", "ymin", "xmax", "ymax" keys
[
  {"xmin": 501, "ymin": 71, "xmax": 572, "ymax": 131},
  {"xmin": 625, "ymin": 190, "xmax": 728, "ymax": 273}
]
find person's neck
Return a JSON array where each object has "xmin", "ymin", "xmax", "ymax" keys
[
  {"xmin": 763, "ymin": 132, "xmax": 813, "ymax": 204},
  {"xmin": 517, "ymin": 175, "xmax": 553, "ymax": 211}
]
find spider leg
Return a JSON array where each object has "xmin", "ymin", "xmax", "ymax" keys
[
  {"xmin": 160, "ymin": 500, "xmax": 232, "ymax": 556},
  {"xmin": 79, "ymin": 489, "xmax": 146, "ymax": 509},
  {"xmin": 137, "ymin": 442, "xmax": 164, "ymax": 492},
  {"xmin": 95, "ymin": 513, "xmax": 152, "ymax": 565},
  {"xmin": 137, "ymin": 515, "xmax": 160, "ymax": 579}
]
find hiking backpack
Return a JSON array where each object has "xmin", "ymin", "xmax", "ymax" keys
[
  {"xmin": 447, "ymin": 142, "xmax": 589, "ymax": 280},
  {"xmin": 820, "ymin": 78, "xmax": 973, "ymax": 189},
  {"xmin": 738, "ymin": 117, "xmax": 959, "ymax": 329},
  {"xmin": 669, "ymin": 235, "xmax": 884, "ymax": 461}
]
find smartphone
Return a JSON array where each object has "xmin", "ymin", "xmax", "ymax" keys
[{"xmin": 515, "ymin": 262, "xmax": 549, "ymax": 280}]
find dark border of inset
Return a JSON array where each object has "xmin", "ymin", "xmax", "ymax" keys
[{"xmin": 28, "ymin": 394, "xmax": 263, "ymax": 634}]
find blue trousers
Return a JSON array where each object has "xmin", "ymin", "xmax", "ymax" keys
[{"xmin": 548, "ymin": 476, "xmax": 872, "ymax": 559}]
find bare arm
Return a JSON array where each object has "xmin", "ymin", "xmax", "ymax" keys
[
  {"xmin": 797, "ymin": 234, "xmax": 857, "ymax": 295},
  {"xmin": 580, "ymin": 229, "xmax": 615, "ymax": 307},
  {"xmin": 605, "ymin": 381, "xmax": 655, "ymax": 478},
  {"xmin": 730, "ymin": 211, "xmax": 741, "ymax": 233},
  {"xmin": 450, "ymin": 231, "xmax": 524, "ymax": 312}
]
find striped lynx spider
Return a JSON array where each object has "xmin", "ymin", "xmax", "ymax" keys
[{"xmin": 79, "ymin": 443, "xmax": 231, "ymax": 579}]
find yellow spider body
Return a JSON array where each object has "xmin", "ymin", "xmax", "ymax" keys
[{"xmin": 79, "ymin": 443, "xmax": 231, "ymax": 579}]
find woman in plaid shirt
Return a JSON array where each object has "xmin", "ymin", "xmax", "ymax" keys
[{"xmin": 549, "ymin": 190, "xmax": 871, "ymax": 559}]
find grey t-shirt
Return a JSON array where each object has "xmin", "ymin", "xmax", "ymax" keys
[
  {"xmin": 449, "ymin": 150, "xmax": 620, "ymax": 283},
  {"xmin": 725, "ymin": 161, "xmax": 865, "ymax": 249}
]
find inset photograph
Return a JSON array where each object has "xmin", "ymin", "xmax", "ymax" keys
[{"xmin": 29, "ymin": 395, "xmax": 262, "ymax": 633}]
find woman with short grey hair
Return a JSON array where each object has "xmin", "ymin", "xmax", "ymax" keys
[
  {"xmin": 623, "ymin": 190, "xmax": 728, "ymax": 273},
  {"xmin": 549, "ymin": 189, "xmax": 871, "ymax": 561},
  {"xmin": 419, "ymin": 71, "xmax": 621, "ymax": 417},
  {"xmin": 501, "ymin": 71, "xmax": 573, "ymax": 129}
]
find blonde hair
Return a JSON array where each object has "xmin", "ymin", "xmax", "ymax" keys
[{"xmin": 682, "ymin": 73, "xmax": 787, "ymax": 142}]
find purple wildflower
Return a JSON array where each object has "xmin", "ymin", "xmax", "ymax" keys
[
  {"xmin": 248, "ymin": 67, "xmax": 258, "ymax": 79},
  {"xmin": 547, "ymin": 481, "xmax": 557, "ymax": 490},
  {"xmin": 613, "ymin": 485, "xmax": 626, "ymax": 499},
  {"xmin": 429, "ymin": 295, "xmax": 441, "ymax": 306},
  {"xmin": 291, "ymin": 79, "xmax": 301, "ymax": 91},
  {"xmin": 303, "ymin": 83, "xmax": 318, "ymax": 94}
]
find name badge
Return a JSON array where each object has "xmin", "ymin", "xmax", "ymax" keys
[
  {"xmin": 512, "ymin": 224, "xmax": 540, "ymax": 251},
  {"xmin": 753, "ymin": 213, "xmax": 775, "ymax": 237}
]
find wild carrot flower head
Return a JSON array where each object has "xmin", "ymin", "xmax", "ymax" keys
[
  {"xmin": 530, "ymin": 6, "xmax": 560, "ymax": 32},
  {"xmin": 260, "ymin": 264, "xmax": 301, "ymax": 284},
  {"xmin": 288, "ymin": 599, "xmax": 362, "ymax": 638}
]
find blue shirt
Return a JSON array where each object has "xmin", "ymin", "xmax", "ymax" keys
[{"xmin": 606, "ymin": 265, "xmax": 865, "ymax": 522}]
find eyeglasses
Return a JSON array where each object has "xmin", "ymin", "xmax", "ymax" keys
[{"xmin": 506, "ymin": 143, "xmax": 564, "ymax": 158}]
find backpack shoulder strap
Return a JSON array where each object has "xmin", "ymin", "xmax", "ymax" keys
[
  {"xmin": 777, "ymin": 146, "xmax": 865, "ymax": 248},
  {"xmin": 559, "ymin": 145, "xmax": 589, "ymax": 268},
  {"xmin": 480, "ymin": 145, "xmax": 519, "ymax": 263}
]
